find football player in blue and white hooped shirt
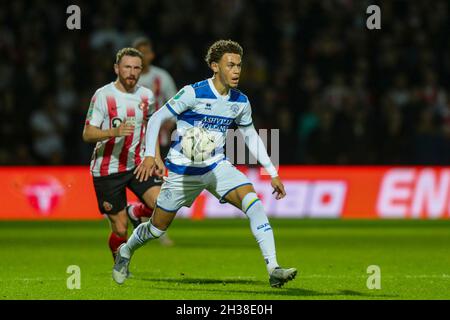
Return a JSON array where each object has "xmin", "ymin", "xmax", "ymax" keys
[{"xmin": 113, "ymin": 40, "xmax": 297, "ymax": 288}]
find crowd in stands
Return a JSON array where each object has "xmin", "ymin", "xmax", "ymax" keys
[{"xmin": 1, "ymin": 0, "xmax": 449, "ymax": 165}]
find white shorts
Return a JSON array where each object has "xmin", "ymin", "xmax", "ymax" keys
[{"xmin": 156, "ymin": 160, "xmax": 252, "ymax": 212}]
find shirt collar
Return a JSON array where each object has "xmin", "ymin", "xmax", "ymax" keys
[{"xmin": 208, "ymin": 78, "xmax": 230, "ymax": 100}]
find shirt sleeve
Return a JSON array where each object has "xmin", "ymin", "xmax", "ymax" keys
[
  {"xmin": 85, "ymin": 90, "xmax": 106, "ymax": 127},
  {"xmin": 161, "ymin": 71, "xmax": 178, "ymax": 103},
  {"xmin": 235, "ymin": 100, "xmax": 253, "ymax": 127},
  {"xmin": 238, "ymin": 124, "xmax": 278, "ymax": 178},
  {"xmin": 164, "ymin": 85, "xmax": 196, "ymax": 116},
  {"xmin": 144, "ymin": 89, "xmax": 156, "ymax": 120},
  {"xmin": 144, "ymin": 106, "xmax": 177, "ymax": 157}
]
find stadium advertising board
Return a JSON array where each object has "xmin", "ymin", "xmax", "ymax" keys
[{"xmin": 0, "ymin": 166, "xmax": 449, "ymax": 220}]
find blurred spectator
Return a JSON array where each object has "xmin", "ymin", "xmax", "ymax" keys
[
  {"xmin": 0, "ymin": 0, "xmax": 449, "ymax": 166},
  {"xmin": 13, "ymin": 144, "xmax": 37, "ymax": 166},
  {"xmin": 378, "ymin": 100, "xmax": 410, "ymax": 164},
  {"xmin": 276, "ymin": 107, "xmax": 297, "ymax": 164},
  {"xmin": 413, "ymin": 109, "xmax": 442, "ymax": 165},
  {"xmin": 305, "ymin": 110, "xmax": 341, "ymax": 164},
  {"xmin": 30, "ymin": 96, "xmax": 69, "ymax": 165},
  {"xmin": 389, "ymin": 73, "xmax": 410, "ymax": 108}
]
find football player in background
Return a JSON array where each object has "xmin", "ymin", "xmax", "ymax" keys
[
  {"xmin": 113, "ymin": 40, "xmax": 297, "ymax": 288},
  {"xmin": 124, "ymin": 37, "xmax": 178, "ymax": 246},
  {"xmin": 133, "ymin": 36, "xmax": 177, "ymax": 155},
  {"xmin": 83, "ymin": 48, "xmax": 164, "ymax": 263}
]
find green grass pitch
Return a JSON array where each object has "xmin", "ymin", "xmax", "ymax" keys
[{"xmin": 1, "ymin": 218, "xmax": 450, "ymax": 300}]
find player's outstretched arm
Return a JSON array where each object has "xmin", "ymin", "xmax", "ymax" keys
[
  {"xmin": 143, "ymin": 107, "xmax": 175, "ymax": 157},
  {"xmin": 154, "ymin": 143, "xmax": 166, "ymax": 177},
  {"xmin": 238, "ymin": 124, "xmax": 286, "ymax": 200},
  {"xmin": 134, "ymin": 106, "xmax": 174, "ymax": 182}
]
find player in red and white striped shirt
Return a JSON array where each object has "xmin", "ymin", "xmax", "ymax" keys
[
  {"xmin": 83, "ymin": 48, "xmax": 165, "ymax": 261},
  {"xmin": 132, "ymin": 37, "xmax": 178, "ymax": 246}
]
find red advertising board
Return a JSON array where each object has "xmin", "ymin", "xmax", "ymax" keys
[{"xmin": 0, "ymin": 166, "xmax": 449, "ymax": 220}]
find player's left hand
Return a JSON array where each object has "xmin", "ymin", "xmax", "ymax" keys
[
  {"xmin": 134, "ymin": 156, "xmax": 156, "ymax": 182},
  {"xmin": 271, "ymin": 177, "xmax": 286, "ymax": 200}
]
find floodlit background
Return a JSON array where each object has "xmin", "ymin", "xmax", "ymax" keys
[
  {"xmin": 1, "ymin": 0, "xmax": 449, "ymax": 166},
  {"xmin": 1, "ymin": 0, "xmax": 449, "ymax": 219},
  {"xmin": 0, "ymin": 0, "xmax": 450, "ymax": 300}
]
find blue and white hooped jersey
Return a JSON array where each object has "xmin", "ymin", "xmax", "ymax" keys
[{"xmin": 163, "ymin": 78, "xmax": 252, "ymax": 175}]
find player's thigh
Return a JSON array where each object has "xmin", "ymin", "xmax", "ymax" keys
[
  {"xmin": 128, "ymin": 173, "xmax": 163, "ymax": 209},
  {"xmin": 106, "ymin": 209, "xmax": 129, "ymax": 237},
  {"xmin": 207, "ymin": 161, "xmax": 254, "ymax": 210},
  {"xmin": 140, "ymin": 186, "xmax": 161, "ymax": 209},
  {"xmin": 93, "ymin": 172, "xmax": 128, "ymax": 215},
  {"xmin": 156, "ymin": 171, "xmax": 205, "ymax": 213}
]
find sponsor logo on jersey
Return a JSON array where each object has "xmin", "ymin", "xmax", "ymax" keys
[
  {"xmin": 111, "ymin": 117, "xmax": 123, "ymax": 128},
  {"xmin": 174, "ymin": 89, "xmax": 185, "ymax": 100},
  {"xmin": 139, "ymin": 101, "xmax": 148, "ymax": 111},
  {"xmin": 125, "ymin": 116, "xmax": 136, "ymax": 126},
  {"xmin": 87, "ymin": 99, "xmax": 95, "ymax": 120},
  {"xmin": 231, "ymin": 104, "xmax": 239, "ymax": 115},
  {"xmin": 200, "ymin": 116, "xmax": 234, "ymax": 133}
]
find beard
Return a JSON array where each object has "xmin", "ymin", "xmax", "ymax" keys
[{"xmin": 119, "ymin": 75, "xmax": 139, "ymax": 91}]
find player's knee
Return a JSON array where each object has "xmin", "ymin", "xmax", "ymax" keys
[{"xmin": 242, "ymin": 192, "xmax": 262, "ymax": 214}]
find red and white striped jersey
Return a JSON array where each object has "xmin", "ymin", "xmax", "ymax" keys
[
  {"xmin": 138, "ymin": 66, "xmax": 177, "ymax": 147},
  {"xmin": 138, "ymin": 65, "xmax": 177, "ymax": 111},
  {"xmin": 85, "ymin": 82, "xmax": 155, "ymax": 177}
]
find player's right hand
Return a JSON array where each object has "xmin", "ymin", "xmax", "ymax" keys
[
  {"xmin": 134, "ymin": 156, "xmax": 156, "ymax": 182},
  {"xmin": 114, "ymin": 121, "xmax": 135, "ymax": 137},
  {"xmin": 154, "ymin": 157, "xmax": 166, "ymax": 178},
  {"xmin": 271, "ymin": 176, "xmax": 286, "ymax": 200}
]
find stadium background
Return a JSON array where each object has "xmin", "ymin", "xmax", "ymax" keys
[
  {"xmin": 1, "ymin": 0, "xmax": 450, "ymax": 301},
  {"xmin": 0, "ymin": 0, "xmax": 449, "ymax": 220}
]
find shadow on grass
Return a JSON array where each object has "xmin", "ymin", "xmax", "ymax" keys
[
  {"xmin": 139, "ymin": 277, "xmax": 266, "ymax": 285},
  {"xmin": 136, "ymin": 277, "xmax": 398, "ymax": 298}
]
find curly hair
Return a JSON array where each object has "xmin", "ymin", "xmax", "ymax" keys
[{"xmin": 205, "ymin": 40, "xmax": 243, "ymax": 66}]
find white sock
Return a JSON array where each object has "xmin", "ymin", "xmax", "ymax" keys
[
  {"xmin": 120, "ymin": 220, "xmax": 165, "ymax": 259},
  {"xmin": 242, "ymin": 192, "xmax": 279, "ymax": 274}
]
